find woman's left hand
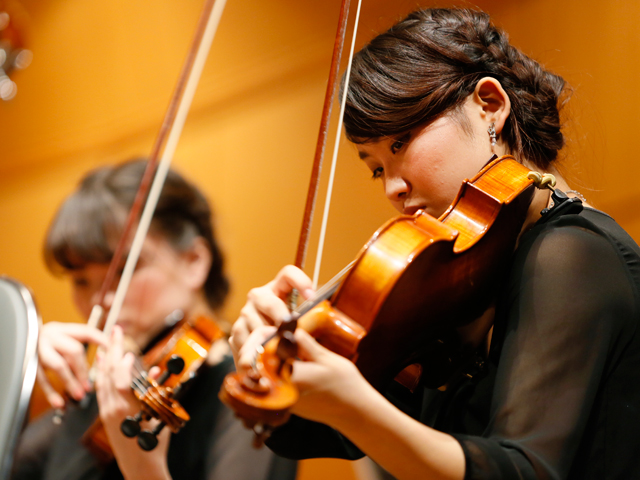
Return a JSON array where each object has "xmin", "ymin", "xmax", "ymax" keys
[
  {"xmin": 238, "ymin": 326, "xmax": 466, "ymax": 480},
  {"xmin": 95, "ymin": 326, "xmax": 171, "ymax": 480},
  {"xmin": 289, "ymin": 329, "xmax": 373, "ymax": 426},
  {"xmin": 236, "ymin": 325, "xmax": 372, "ymax": 429}
]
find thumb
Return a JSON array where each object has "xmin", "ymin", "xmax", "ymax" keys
[
  {"xmin": 294, "ymin": 329, "xmax": 328, "ymax": 362},
  {"xmin": 237, "ymin": 325, "xmax": 277, "ymax": 371}
]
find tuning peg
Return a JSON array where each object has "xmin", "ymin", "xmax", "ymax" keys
[
  {"xmin": 121, "ymin": 412, "xmax": 143, "ymax": 438},
  {"xmin": 157, "ymin": 354, "xmax": 185, "ymax": 385},
  {"xmin": 137, "ymin": 421, "xmax": 166, "ymax": 451}
]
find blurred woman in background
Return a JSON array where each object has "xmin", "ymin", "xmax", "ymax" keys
[{"xmin": 12, "ymin": 159, "xmax": 296, "ymax": 480}]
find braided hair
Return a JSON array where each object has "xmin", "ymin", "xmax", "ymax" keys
[{"xmin": 343, "ymin": 8, "xmax": 568, "ymax": 169}]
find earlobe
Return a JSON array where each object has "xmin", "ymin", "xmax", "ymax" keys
[{"xmin": 474, "ymin": 77, "xmax": 511, "ymax": 135}]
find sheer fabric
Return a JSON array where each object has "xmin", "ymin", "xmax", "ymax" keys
[{"xmin": 267, "ymin": 207, "xmax": 640, "ymax": 479}]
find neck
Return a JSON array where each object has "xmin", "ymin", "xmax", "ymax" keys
[
  {"xmin": 520, "ymin": 161, "xmax": 572, "ymax": 235},
  {"xmin": 187, "ymin": 295, "xmax": 217, "ymax": 321}
]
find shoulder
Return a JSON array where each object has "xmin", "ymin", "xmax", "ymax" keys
[
  {"xmin": 497, "ymin": 208, "xmax": 640, "ymax": 351},
  {"xmin": 515, "ymin": 208, "xmax": 640, "ymax": 293}
]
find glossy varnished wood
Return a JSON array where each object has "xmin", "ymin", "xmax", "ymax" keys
[{"xmin": 220, "ymin": 155, "xmax": 536, "ymax": 430}]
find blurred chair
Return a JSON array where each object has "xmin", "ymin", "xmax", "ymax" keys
[{"xmin": 0, "ymin": 276, "xmax": 39, "ymax": 479}]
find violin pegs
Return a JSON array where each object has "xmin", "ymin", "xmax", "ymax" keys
[
  {"xmin": 121, "ymin": 412, "xmax": 143, "ymax": 438},
  {"xmin": 157, "ymin": 354, "xmax": 186, "ymax": 385},
  {"xmin": 166, "ymin": 354, "xmax": 185, "ymax": 375},
  {"xmin": 137, "ymin": 421, "xmax": 165, "ymax": 451}
]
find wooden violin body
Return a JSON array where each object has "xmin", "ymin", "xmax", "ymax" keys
[
  {"xmin": 83, "ymin": 313, "xmax": 224, "ymax": 462},
  {"xmin": 220, "ymin": 155, "xmax": 539, "ymax": 434}
]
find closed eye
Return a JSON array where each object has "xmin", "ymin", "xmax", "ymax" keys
[
  {"xmin": 390, "ymin": 132, "xmax": 411, "ymax": 154},
  {"xmin": 72, "ymin": 277, "xmax": 89, "ymax": 288},
  {"xmin": 390, "ymin": 141, "xmax": 404, "ymax": 154}
]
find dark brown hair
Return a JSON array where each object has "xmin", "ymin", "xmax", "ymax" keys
[
  {"xmin": 44, "ymin": 159, "xmax": 229, "ymax": 310},
  {"xmin": 343, "ymin": 8, "xmax": 568, "ymax": 168}
]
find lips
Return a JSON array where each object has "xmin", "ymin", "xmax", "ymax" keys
[{"xmin": 403, "ymin": 205, "xmax": 425, "ymax": 215}]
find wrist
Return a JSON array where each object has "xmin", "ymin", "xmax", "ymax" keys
[
  {"xmin": 324, "ymin": 373, "xmax": 381, "ymax": 432},
  {"xmin": 120, "ymin": 453, "xmax": 171, "ymax": 480}
]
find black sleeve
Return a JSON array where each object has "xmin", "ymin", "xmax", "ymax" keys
[
  {"xmin": 204, "ymin": 402, "xmax": 297, "ymax": 480},
  {"xmin": 10, "ymin": 410, "xmax": 59, "ymax": 480},
  {"xmin": 265, "ymin": 377, "xmax": 422, "ymax": 460},
  {"xmin": 197, "ymin": 356, "xmax": 298, "ymax": 480},
  {"xmin": 453, "ymin": 219, "xmax": 639, "ymax": 479}
]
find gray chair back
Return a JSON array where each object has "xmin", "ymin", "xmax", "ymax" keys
[{"xmin": 0, "ymin": 276, "xmax": 39, "ymax": 480}]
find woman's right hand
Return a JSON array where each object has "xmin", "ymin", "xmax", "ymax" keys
[
  {"xmin": 37, "ymin": 321, "xmax": 109, "ymax": 408},
  {"xmin": 228, "ymin": 265, "xmax": 315, "ymax": 367}
]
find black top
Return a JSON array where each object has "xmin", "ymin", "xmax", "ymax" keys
[
  {"xmin": 265, "ymin": 204, "xmax": 640, "ymax": 479},
  {"xmin": 11, "ymin": 356, "xmax": 297, "ymax": 480}
]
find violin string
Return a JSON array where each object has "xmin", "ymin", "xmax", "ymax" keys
[
  {"xmin": 130, "ymin": 357, "xmax": 153, "ymax": 391},
  {"xmin": 311, "ymin": 0, "xmax": 363, "ymax": 290},
  {"xmin": 296, "ymin": 260, "xmax": 354, "ymax": 315},
  {"xmin": 131, "ymin": 378, "xmax": 148, "ymax": 395},
  {"xmin": 131, "ymin": 359, "xmax": 147, "ymax": 377},
  {"xmin": 131, "ymin": 370, "xmax": 151, "ymax": 389},
  {"xmin": 258, "ymin": 260, "xmax": 355, "ymax": 350}
]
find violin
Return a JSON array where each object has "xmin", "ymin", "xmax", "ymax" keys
[
  {"xmin": 219, "ymin": 155, "xmax": 556, "ymax": 442},
  {"xmin": 82, "ymin": 311, "xmax": 224, "ymax": 463}
]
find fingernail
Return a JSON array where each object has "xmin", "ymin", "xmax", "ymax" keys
[{"xmin": 303, "ymin": 288, "xmax": 315, "ymax": 299}]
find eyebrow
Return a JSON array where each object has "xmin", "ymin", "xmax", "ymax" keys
[{"xmin": 358, "ymin": 150, "xmax": 370, "ymax": 160}]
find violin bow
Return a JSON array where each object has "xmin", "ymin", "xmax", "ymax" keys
[
  {"xmin": 87, "ymin": 0, "xmax": 228, "ymax": 336},
  {"xmin": 294, "ymin": 0, "xmax": 363, "ymax": 289},
  {"xmin": 293, "ymin": 0, "xmax": 351, "ymax": 271}
]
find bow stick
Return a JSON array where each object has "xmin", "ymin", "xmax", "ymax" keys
[{"xmin": 294, "ymin": 0, "xmax": 363, "ymax": 289}]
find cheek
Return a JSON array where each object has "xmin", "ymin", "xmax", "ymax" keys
[
  {"xmin": 124, "ymin": 268, "xmax": 190, "ymax": 322},
  {"xmin": 71, "ymin": 288, "xmax": 93, "ymax": 319},
  {"xmin": 409, "ymin": 153, "xmax": 461, "ymax": 213},
  {"xmin": 126, "ymin": 273, "xmax": 167, "ymax": 312}
]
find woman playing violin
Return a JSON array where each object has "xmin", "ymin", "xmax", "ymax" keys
[
  {"xmin": 230, "ymin": 8, "xmax": 640, "ymax": 480},
  {"xmin": 11, "ymin": 160, "xmax": 296, "ymax": 480}
]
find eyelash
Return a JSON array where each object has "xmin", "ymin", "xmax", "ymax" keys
[
  {"xmin": 371, "ymin": 167, "xmax": 383, "ymax": 180},
  {"xmin": 390, "ymin": 140, "xmax": 404, "ymax": 154}
]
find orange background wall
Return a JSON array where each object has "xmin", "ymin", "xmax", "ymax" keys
[{"xmin": 1, "ymin": 1, "xmax": 638, "ymax": 479}]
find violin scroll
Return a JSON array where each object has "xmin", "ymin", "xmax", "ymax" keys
[
  {"xmin": 82, "ymin": 314, "xmax": 224, "ymax": 460},
  {"xmin": 121, "ymin": 354, "xmax": 190, "ymax": 451},
  {"xmin": 220, "ymin": 321, "xmax": 300, "ymax": 446},
  {"xmin": 220, "ymin": 300, "xmax": 367, "ymax": 445}
]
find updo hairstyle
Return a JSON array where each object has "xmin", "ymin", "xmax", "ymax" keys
[
  {"xmin": 344, "ymin": 8, "xmax": 568, "ymax": 169},
  {"xmin": 44, "ymin": 159, "xmax": 229, "ymax": 310}
]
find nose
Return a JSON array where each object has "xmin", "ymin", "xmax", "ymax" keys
[{"xmin": 384, "ymin": 175, "xmax": 410, "ymax": 204}]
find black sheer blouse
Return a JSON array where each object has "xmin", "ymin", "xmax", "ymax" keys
[{"xmin": 266, "ymin": 206, "xmax": 640, "ymax": 479}]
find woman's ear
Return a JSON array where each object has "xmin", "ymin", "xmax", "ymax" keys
[
  {"xmin": 182, "ymin": 236, "xmax": 212, "ymax": 291},
  {"xmin": 473, "ymin": 77, "xmax": 511, "ymax": 135}
]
